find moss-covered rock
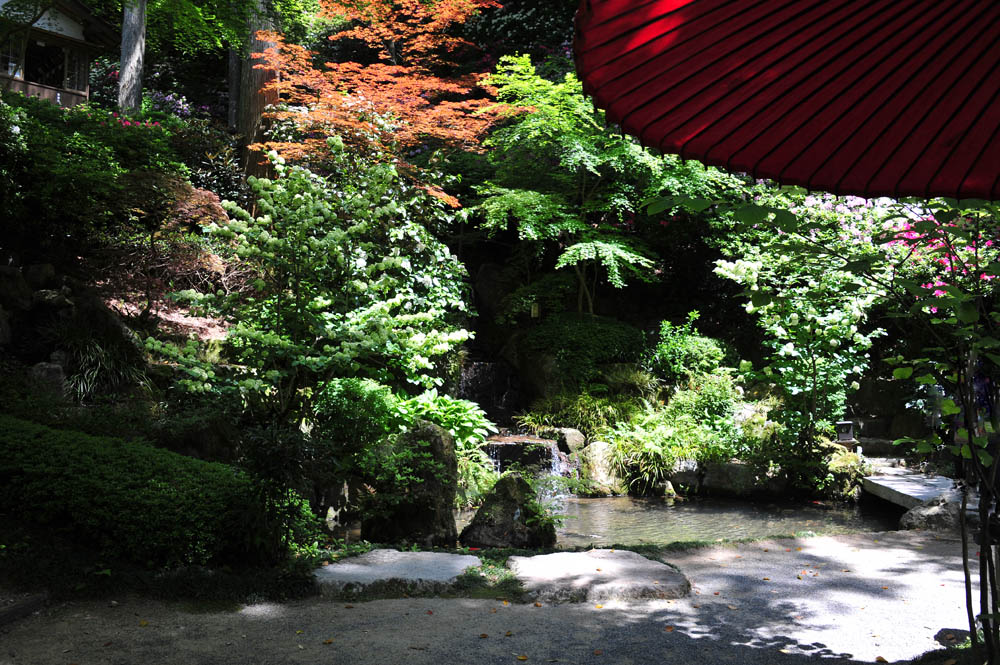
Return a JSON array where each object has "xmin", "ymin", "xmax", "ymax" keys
[
  {"xmin": 459, "ymin": 474, "xmax": 556, "ymax": 548},
  {"xmin": 360, "ymin": 421, "xmax": 459, "ymax": 547},
  {"xmin": 819, "ymin": 440, "xmax": 870, "ymax": 501}
]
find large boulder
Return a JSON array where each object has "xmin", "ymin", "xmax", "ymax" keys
[
  {"xmin": 700, "ymin": 461, "xmax": 759, "ymax": 496},
  {"xmin": 557, "ymin": 428, "xmax": 586, "ymax": 455},
  {"xmin": 0, "ymin": 266, "xmax": 31, "ymax": 311},
  {"xmin": 24, "ymin": 263, "xmax": 56, "ymax": 289},
  {"xmin": 28, "ymin": 361, "xmax": 66, "ymax": 399},
  {"xmin": 900, "ymin": 493, "xmax": 963, "ymax": 532},
  {"xmin": 577, "ymin": 440, "xmax": 625, "ymax": 496},
  {"xmin": 361, "ymin": 421, "xmax": 458, "ymax": 547},
  {"xmin": 460, "ymin": 474, "xmax": 556, "ymax": 548}
]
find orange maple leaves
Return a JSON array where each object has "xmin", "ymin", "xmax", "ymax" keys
[
  {"xmin": 248, "ymin": 0, "xmax": 504, "ymax": 168},
  {"xmin": 321, "ymin": 0, "xmax": 500, "ymax": 66}
]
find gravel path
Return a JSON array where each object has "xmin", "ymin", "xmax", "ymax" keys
[{"xmin": 0, "ymin": 531, "xmax": 973, "ymax": 665}]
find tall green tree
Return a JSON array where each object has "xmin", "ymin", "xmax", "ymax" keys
[{"xmin": 477, "ymin": 54, "xmax": 743, "ymax": 314}]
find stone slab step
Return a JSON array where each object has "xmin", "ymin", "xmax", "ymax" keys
[
  {"xmin": 863, "ymin": 467, "xmax": 977, "ymax": 511},
  {"xmin": 507, "ymin": 549, "xmax": 690, "ymax": 603},
  {"xmin": 314, "ymin": 550, "xmax": 480, "ymax": 596}
]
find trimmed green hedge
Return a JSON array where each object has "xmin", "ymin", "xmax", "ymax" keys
[{"xmin": 0, "ymin": 415, "xmax": 283, "ymax": 569}]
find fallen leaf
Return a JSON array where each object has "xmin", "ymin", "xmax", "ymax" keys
[
  {"xmin": 875, "ymin": 657, "xmax": 887, "ymax": 663},
  {"xmin": 945, "ymin": 633, "xmax": 955, "ymax": 640},
  {"xmin": 503, "ymin": 600, "xmax": 510, "ymax": 606},
  {"xmin": 506, "ymin": 631, "xmax": 513, "ymax": 637},
  {"xmin": 480, "ymin": 634, "xmax": 489, "ymax": 639},
  {"xmin": 692, "ymin": 604, "xmax": 700, "ymax": 608},
  {"xmin": 296, "ymin": 630, "xmax": 304, "ymax": 635},
  {"xmin": 491, "ymin": 608, "xmax": 498, "ymax": 613},
  {"xmin": 796, "ymin": 547, "xmax": 802, "ymax": 551},
  {"xmin": 796, "ymin": 575, "xmax": 802, "ymax": 580},
  {"xmin": 727, "ymin": 605, "xmax": 739, "ymax": 610},
  {"xmin": 785, "ymin": 548, "xmax": 791, "ymax": 552},
  {"xmin": 762, "ymin": 577, "xmax": 770, "ymax": 581},
  {"xmin": 297, "ymin": 645, "xmax": 304, "ymax": 650},
  {"xmin": 409, "ymin": 646, "xmax": 427, "ymax": 650},
  {"xmin": 664, "ymin": 626, "xmax": 675, "ymax": 632},
  {"xmin": 344, "ymin": 605, "xmax": 354, "ymax": 609},
  {"xmin": 653, "ymin": 581, "xmax": 660, "ymax": 585},
  {"xmin": 426, "ymin": 610, "xmax": 434, "ymax": 615},
  {"xmin": 943, "ymin": 659, "xmax": 957, "ymax": 665},
  {"xmin": 595, "ymin": 604, "xmax": 603, "ymax": 609},
  {"xmin": 881, "ymin": 586, "xmax": 889, "ymax": 590},
  {"xmin": 842, "ymin": 569, "xmax": 850, "ymax": 573},
  {"xmin": 534, "ymin": 602, "xmax": 542, "ymax": 607},
  {"xmin": 593, "ymin": 650, "xmax": 603, "ymax": 656},
  {"xmin": 323, "ymin": 639, "xmax": 334, "ymax": 645},
  {"xmin": 103, "ymin": 642, "xmax": 112, "ymax": 647},
  {"xmin": 713, "ymin": 592, "xmax": 720, "ymax": 596},
  {"xmin": 138, "ymin": 620, "xmax": 149, "ymax": 627},
  {"xmin": 596, "ymin": 568, "xmax": 602, "ymax": 572},
  {"xmin": 321, "ymin": 561, "xmax": 330, "ymax": 566},
  {"xmin": 763, "ymin": 548, "xmax": 769, "ymax": 552},
  {"xmin": 517, "ymin": 656, "xmax": 528, "ymax": 661}
]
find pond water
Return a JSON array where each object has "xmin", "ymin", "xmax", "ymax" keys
[{"xmin": 457, "ymin": 495, "xmax": 904, "ymax": 549}]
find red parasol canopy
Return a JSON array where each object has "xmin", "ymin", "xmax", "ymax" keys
[{"xmin": 574, "ymin": 0, "xmax": 1000, "ymax": 200}]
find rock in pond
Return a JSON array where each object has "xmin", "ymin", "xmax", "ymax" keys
[
  {"xmin": 361, "ymin": 421, "xmax": 459, "ymax": 547},
  {"xmin": 577, "ymin": 441, "xmax": 625, "ymax": 496},
  {"xmin": 900, "ymin": 493, "xmax": 964, "ymax": 532},
  {"xmin": 460, "ymin": 474, "xmax": 556, "ymax": 549},
  {"xmin": 557, "ymin": 427, "xmax": 586, "ymax": 455}
]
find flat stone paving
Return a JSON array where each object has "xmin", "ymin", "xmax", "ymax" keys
[
  {"xmin": 314, "ymin": 549, "xmax": 480, "ymax": 595},
  {"xmin": 1, "ymin": 531, "xmax": 972, "ymax": 664},
  {"xmin": 508, "ymin": 549, "xmax": 691, "ymax": 602},
  {"xmin": 315, "ymin": 548, "xmax": 692, "ymax": 603}
]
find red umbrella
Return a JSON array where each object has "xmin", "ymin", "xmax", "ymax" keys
[{"xmin": 574, "ymin": 0, "xmax": 1000, "ymax": 200}]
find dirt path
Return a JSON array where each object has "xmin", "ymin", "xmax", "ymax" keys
[{"xmin": 0, "ymin": 531, "xmax": 971, "ymax": 665}]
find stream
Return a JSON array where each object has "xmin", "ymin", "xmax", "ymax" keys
[{"xmin": 456, "ymin": 494, "xmax": 903, "ymax": 549}]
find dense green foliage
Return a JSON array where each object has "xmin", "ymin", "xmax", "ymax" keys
[
  {"xmin": 519, "ymin": 314, "xmax": 644, "ymax": 387},
  {"xmin": 516, "ymin": 392, "xmax": 642, "ymax": 439},
  {"xmin": 148, "ymin": 141, "xmax": 472, "ymax": 421},
  {"xmin": 0, "ymin": 92, "xmax": 184, "ymax": 258},
  {"xmin": 643, "ymin": 311, "xmax": 727, "ymax": 386},
  {"xmin": 397, "ymin": 390, "xmax": 499, "ymax": 506},
  {"xmin": 478, "ymin": 55, "xmax": 745, "ymax": 314},
  {"xmin": 0, "ymin": 414, "xmax": 314, "ymax": 568}
]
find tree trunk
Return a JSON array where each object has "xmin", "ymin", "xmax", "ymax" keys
[
  {"xmin": 227, "ymin": 47, "xmax": 241, "ymax": 131},
  {"xmin": 118, "ymin": 0, "xmax": 147, "ymax": 113},
  {"xmin": 237, "ymin": 0, "xmax": 277, "ymax": 177}
]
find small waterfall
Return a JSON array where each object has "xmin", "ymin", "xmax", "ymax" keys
[{"xmin": 458, "ymin": 360, "xmax": 521, "ymax": 427}]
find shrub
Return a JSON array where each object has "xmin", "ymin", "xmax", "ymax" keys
[
  {"xmin": 516, "ymin": 392, "xmax": 642, "ymax": 439},
  {"xmin": 608, "ymin": 373, "xmax": 744, "ymax": 494},
  {"xmin": 40, "ymin": 298, "xmax": 149, "ymax": 402},
  {"xmin": 0, "ymin": 92, "xmax": 185, "ymax": 259},
  {"xmin": 309, "ymin": 378, "xmax": 402, "ymax": 516},
  {"xmin": 519, "ymin": 314, "xmax": 644, "ymax": 387},
  {"xmin": 313, "ymin": 378, "xmax": 401, "ymax": 454},
  {"xmin": 644, "ymin": 311, "xmax": 727, "ymax": 385},
  {"xmin": 396, "ymin": 389, "xmax": 499, "ymax": 507},
  {"xmin": 0, "ymin": 415, "xmax": 312, "ymax": 569}
]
